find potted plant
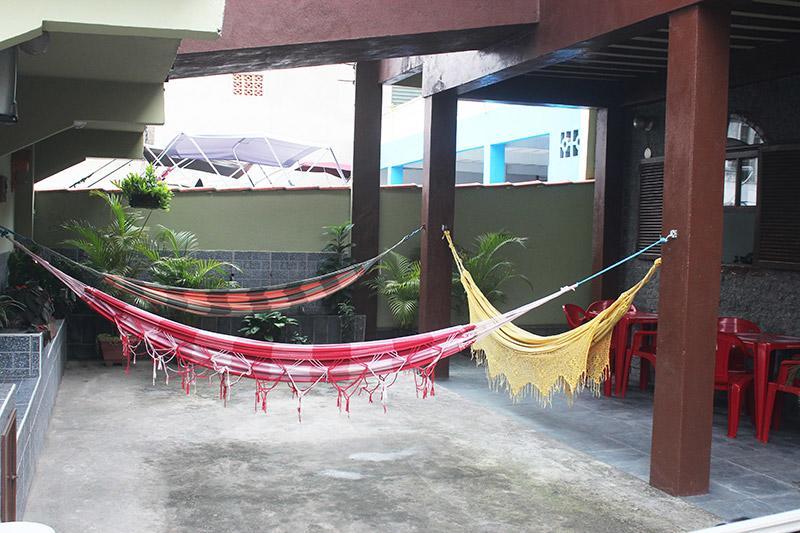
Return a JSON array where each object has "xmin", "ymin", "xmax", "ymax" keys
[
  {"xmin": 96, "ymin": 333, "xmax": 126, "ymax": 366},
  {"xmin": 114, "ymin": 164, "xmax": 173, "ymax": 210}
]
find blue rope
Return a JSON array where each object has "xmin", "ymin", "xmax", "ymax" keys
[{"xmin": 574, "ymin": 230, "xmax": 677, "ymax": 288}]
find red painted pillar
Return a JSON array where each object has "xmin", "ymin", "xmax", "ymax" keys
[
  {"xmin": 350, "ymin": 62, "xmax": 382, "ymax": 339},
  {"xmin": 419, "ymin": 90, "xmax": 458, "ymax": 379},
  {"xmin": 650, "ymin": 5, "xmax": 730, "ymax": 496}
]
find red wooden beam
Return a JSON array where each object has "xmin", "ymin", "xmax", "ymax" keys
[
  {"xmin": 649, "ymin": 4, "xmax": 730, "ymax": 497},
  {"xmin": 350, "ymin": 62, "xmax": 382, "ymax": 339},
  {"xmin": 418, "ymin": 91, "xmax": 458, "ymax": 379},
  {"xmin": 173, "ymin": 0, "xmax": 538, "ymax": 77},
  {"xmin": 421, "ymin": 0, "xmax": 703, "ymax": 96}
]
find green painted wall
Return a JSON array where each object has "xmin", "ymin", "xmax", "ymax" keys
[{"xmin": 34, "ymin": 182, "xmax": 595, "ymax": 327}]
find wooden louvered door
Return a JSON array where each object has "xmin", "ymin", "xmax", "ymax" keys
[
  {"xmin": 638, "ymin": 158, "xmax": 665, "ymax": 259},
  {"xmin": 756, "ymin": 146, "xmax": 800, "ymax": 269}
]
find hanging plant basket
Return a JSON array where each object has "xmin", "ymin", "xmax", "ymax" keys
[
  {"xmin": 128, "ymin": 193, "xmax": 163, "ymax": 209},
  {"xmin": 113, "ymin": 164, "xmax": 173, "ymax": 211}
]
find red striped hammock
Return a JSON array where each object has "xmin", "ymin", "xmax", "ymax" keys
[
  {"xmin": 14, "ymin": 239, "xmax": 581, "ymax": 417},
  {"xmin": 83, "ymin": 227, "xmax": 421, "ymax": 317}
]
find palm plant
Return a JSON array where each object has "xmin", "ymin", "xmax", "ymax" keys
[
  {"xmin": 62, "ymin": 190, "xmax": 149, "ymax": 276},
  {"xmin": 371, "ymin": 231, "xmax": 530, "ymax": 329},
  {"xmin": 143, "ymin": 226, "xmax": 239, "ymax": 289},
  {"xmin": 317, "ymin": 222, "xmax": 354, "ymax": 313},
  {"xmin": 453, "ymin": 231, "xmax": 531, "ymax": 307},
  {"xmin": 368, "ymin": 251, "xmax": 421, "ymax": 329}
]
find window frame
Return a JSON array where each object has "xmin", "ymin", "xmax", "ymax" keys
[{"xmin": 724, "ymin": 146, "xmax": 760, "ymax": 211}]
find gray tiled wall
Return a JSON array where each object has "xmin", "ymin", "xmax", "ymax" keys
[
  {"xmin": 194, "ymin": 250, "xmax": 336, "ymax": 315},
  {"xmin": 0, "ymin": 321, "xmax": 66, "ymax": 518},
  {"xmin": 0, "ymin": 334, "xmax": 42, "ymax": 380}
]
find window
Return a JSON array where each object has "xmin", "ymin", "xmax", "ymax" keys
[
  {"xmin": 724, "ymin": 153, "xmax": 758, "ymax": 207},
  {"xmin": 391, "ymin": 85, "xmax": 421, "ymax": 106},
  {"xmin": 637, "ymin": 116, "xmax": 800, "ymax": 268},
  {"xmin": 724, "ymin": 116, "xmax": 763, "ymax": 208},
  {"xmin": 635, "ymin": 116, "xmax": 800, "ymax": 268},
  {"xmin": 232, "ymin": 73, "xmax": 264, "ymax": 96}
]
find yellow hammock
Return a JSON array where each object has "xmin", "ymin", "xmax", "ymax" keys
[{"xmin": 445, "ymin": 231, "xmax": 661, "ymax": 404}]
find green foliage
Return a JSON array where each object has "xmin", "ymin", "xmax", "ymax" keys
[
  {"xmin": 143, "ymin": 226, "xmax": 238, "ymax": 289},
  {"xmin": 0, "ymin": 295, "xmax": 23, "ymax": 329},
  {"xmin": 239, "ymin": 312, "xmax": 308, "ymax": 343},
  {"xmin": 113, "ymin": 164, "xmax": 173, "ymax": 210},
  {"xmin": 453, "ymin": 231, "xmax": 531, "ymax": 308},
  {"xmin": 8, "ymin": 248, "xmax": 75, "ymax": 317},
  {"xmin": 370, "ymin": 231, "xmax": 530, "ymax": 329},
  {"xmin": 4, "ymin": 283, "xmax": 55, "ymax": 330},
  {"xmin": 62, "ymin": 190, "xmax": 149, "ymax": 276},
  {"xmin": 337, "ymin": 301, "xmax": 356, "ymax": 341},
  {"xmin": 368, "ymin": 251, "xmax": 420, "ymax": 329},
  {"xmin": 317, "ymin": 222, "xmax": 354, "ymax": 313}
]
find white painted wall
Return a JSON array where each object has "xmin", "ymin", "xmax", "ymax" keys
[{"xmin": 154, "ymin": 64, "xmax": 357, "ymax": 164}]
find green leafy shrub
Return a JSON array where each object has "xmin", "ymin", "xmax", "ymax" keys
[
  {"xmin": 239, "ymin": 312, "xmax": 308, "ymax": 343},
  {"xmin": 114, "ymin": 164, "xmax": 173, "ymax": 210},
  {"xmin": 370, "ymin": 231, "xmax": 530, "ymax": 330},
  {"xmin": 368, "ymin": 251, "xmax": 420, "ymax": 330},
  {"xmin": 62, "ymin": 190, "xmax": 150, "ymax": 276},
  {"xmin": 317, "ymin": 222, "xmax": 354, "ymax": 313},
  {"xmin": 141, "ymin": 226, "xmax": 239, "ymax": 289}
]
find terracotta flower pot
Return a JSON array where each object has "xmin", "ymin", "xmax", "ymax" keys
[{"xmin": 97, "ymin": 338, "xmax": 127, "ymax": 367}]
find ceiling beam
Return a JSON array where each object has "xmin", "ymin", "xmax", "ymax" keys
[
  {"xmin": 420, "ymin": 0, "xmax": 703, "ymax": 96},
  {"xmin": 0, "ymin": 76, "xmax": 163, "ymax": 157},
  {"xmin": 461, "ymin": 75, "xmax": 625, "ymax": 108}
]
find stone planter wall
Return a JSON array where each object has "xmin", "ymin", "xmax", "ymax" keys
[{"xmin": 0, "ymin": 320, "xmax": 67, "ymax": 517}]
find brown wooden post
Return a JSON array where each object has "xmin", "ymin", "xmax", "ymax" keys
[
  {"xmin": 12, "ymin": 148, "xmax": 34, "ymax": 238},
  {"xmin": 591, "ymin": 107, "xmax": 626, "ymax": 300},
  {"xmin": 1, "ymin": 410, "xmax": 16, "ymax": 522},
  {"xmin": 650, "ymin": 4, "xmax": 730, "ymax": 496},
  {"xmin": 419, "ymin": 90, "xmax": 458, "ymax": 379},
  {"xmin": 350, "ymin": 62, "xmax": 382, "ymax": 339}
]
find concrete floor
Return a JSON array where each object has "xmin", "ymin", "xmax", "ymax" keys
[
  {"xmin": 24, "ymin": 360, "xmax": 718, "ymax": 533},
  {"xmin": 444, "ymin": 358, "xmax": 800, "ymax": 521}
]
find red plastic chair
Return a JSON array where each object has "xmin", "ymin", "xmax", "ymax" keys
[
  {"xmin": 715, "ymin": 333, "xmax": 755, "ymax": 438},
  {"xmin": 718, "ymin": 317, "xmax": 761, "ymax": 334},
  {"xmin": 587, "ymin": 300, "xmax": 638, "ymax": 315},
  {"xmin": 760, "ymin": 358, "xmax": 800, "ymax": 443},
  {"xmin": 619, "ymin": 331, "xmax": 754, "ymax": 438},
  {"xmin": 621, "ymin": 330, "xmax": 657, "ymax": 396},
  {"xmin": 562, "ymin": 304, "xmax": 588, "ymax": 329}
]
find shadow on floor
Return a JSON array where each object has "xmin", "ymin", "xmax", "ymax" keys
[{"xmin": 440, "ymin": 356, "xmax": 800, "ymax": 522}]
